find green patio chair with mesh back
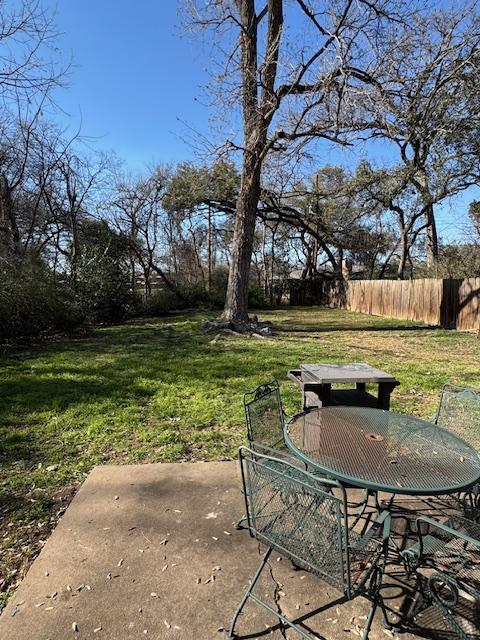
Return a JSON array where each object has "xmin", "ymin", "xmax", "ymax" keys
[
  {"xmin": 434, "ymin": 383, "xmax": 480, "ymax": 446},
  {"xmin": 401, "ymin": 515, "xmax": 480, "ymax": 639},
  {"xmin": 432, "ymin": 383, "xmax": 480, "ymax": 520},
  {"xmin": 244, "ymin": 380, "xmax": 288, "ymax": 456},
  {"xmin": 241, "ymin": 380, "xmax": 371, "ymax": 524},
  {"xmin": 228, "ymin": 446, "xmax": 392, "ymax": 640},
  {"xmin": 235, "ymin": 380, "xmax": 313, "ymax": 530}
]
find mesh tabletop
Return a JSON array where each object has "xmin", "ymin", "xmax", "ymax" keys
[{"xmin": 285, "ymin": 407, "xmax": 480, "ymax": 495}]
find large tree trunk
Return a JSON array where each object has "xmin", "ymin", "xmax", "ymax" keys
[
  {"xmin": 222, "ymin": 0, "xmax": 282, "ymax": 323},
  {"xmin": 0, "ymin": 174, "xmax": 19, "ymax": 253},
  {"xmin": 424, "ymin": 203, "xmax": 438, "ymax": 268},
  {"xmin": 207, "ymin": 205, "xmax": 213, "ymax": 292},
  {"xmin": 397, "ymin": 235, "xmax": 408, "ymax": 279},
  {"xmin": 222, "ymin": 154, "xmax": 261, "ymax": 322}
]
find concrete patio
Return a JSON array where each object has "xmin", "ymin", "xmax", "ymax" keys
[{"xmin": 0, "ymin": 462, "xmax": 446, "ymax": 639}]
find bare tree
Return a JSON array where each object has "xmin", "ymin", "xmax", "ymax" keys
[
  {"xmin": 366, "ymin": 3, "xmax": 480, "ymax": 266},
  {"xmin": 0, "ymin": 0, "xmax": 68, "ymax": 255},
  {"xmin": 186, "ymin": 0, "xmax": 414, "ymax": 323},
  {"xmin": 41, "ymin": 148, "xmax": 109, "ymax": 279},
  {"xmin": 111, "ymin": 168, "xmax": 187, "ymax": 300},
  {"xmin": 0, "ymin": 1, "xmax": 66, "ymax": 104}
]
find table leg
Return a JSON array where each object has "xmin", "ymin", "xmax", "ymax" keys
[
  {"xmin": 302, "ymin": 384, "xmax": 323, "ymax": 409},
  {"xmin": 378, "ymin": 381, "xmax": 399, "ymax": 410},
  {"xmin": 318, "ymin": 383, "xmax": 332, "ymax": 406},
  {"xmin": 356, "ymin": 382, "xmax": 366, "ymax": 391}
]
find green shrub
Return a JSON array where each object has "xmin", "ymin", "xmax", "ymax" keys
[
  {"xmin": 75, "ymin": 220, "xmax": 133, "ymax": 324},
  {"xmin": 248, "ymin": 284, "xmax": 269, "ymax": 309},
  {"xmin": 135, "ymin": 289, "xmax": 185, "ymax": 316},
  {"xmin": 0, "ymin": 259, "xmax": 82, "ymax": 342}
]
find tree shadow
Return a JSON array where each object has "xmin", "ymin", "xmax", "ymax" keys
[
  {"xmin": 441, "ymin": 278, "xmax": 480, "ymax": 330},
  {"xmin": 274, "ymin": 323, "xmax": 438, "ymax": 333}
]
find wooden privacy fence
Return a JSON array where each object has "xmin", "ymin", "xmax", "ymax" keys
[{"xmin": 288, "ymin": 278, "xmax": 480, "ymax": 330}]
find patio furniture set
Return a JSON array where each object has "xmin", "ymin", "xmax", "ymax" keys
[{"xmin": 227, "ymin": 364, "xmax": 480, "ymax": 640}]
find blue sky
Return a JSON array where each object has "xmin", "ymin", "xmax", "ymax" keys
[
  {"xmin": 47, "ymin": 1, "xmax": 477, "ymax": 243},
  {"xmin": 48, "ymin": 1, "xmax": 209, "ymax": 167}
]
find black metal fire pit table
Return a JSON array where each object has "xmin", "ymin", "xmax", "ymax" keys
[{"xmin": 284, "ymin": 406, "xmax": 480, "ymax": 496}]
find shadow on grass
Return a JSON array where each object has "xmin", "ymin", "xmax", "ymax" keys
[{"xmin": 274, "ymin": 323, "xmax": 439, "ymax": 333}]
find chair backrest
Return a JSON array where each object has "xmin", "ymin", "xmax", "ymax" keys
[
  {"xmin": 238, "ymin": 446, "xmax": 352, "ymax": 595},
  {"xmin": 436, "ymin": 383, "xmax": 480, "ymax": 449},
  {"xmin": 244, "ymin": 380, "xmax": 285, "ymax": 450}
]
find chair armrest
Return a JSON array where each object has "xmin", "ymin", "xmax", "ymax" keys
[
  {"xmin": 418, "ymin": 515, "xmax": 480, "ymax": 546},
  {"xmin": 351, "ymin": 510, "xmax": 391, "ymax": 557},
  {"xmin": 374, "ymin": 509, "xmax": 391, "ymax": 543},
  {"xmin": 402, "ymin": 515, "xmax": 480, "ymax": 571}
]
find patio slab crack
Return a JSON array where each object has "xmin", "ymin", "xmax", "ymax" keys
[{"xmin": 267, "ymin": 560, "xmax": 288, "ymax": 639}]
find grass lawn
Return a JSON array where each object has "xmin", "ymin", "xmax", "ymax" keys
[{"xmin": 1, "ymin": 306, "xmax": 480, "ymax": 608}]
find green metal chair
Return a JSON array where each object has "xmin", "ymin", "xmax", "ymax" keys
[
  {"xmin": 434, "ymin": 383, "xmax": 480, "ymax": 447},
  {"xmin": 244, "ymin": 379, "xmax": 289, "ymax": 456},
  {"xmin": 236, "ymin": 381, "xmax": 320, "ymax": 530},
  {"xmin": 243, "ymin": 380, "xmax": 373, "ymax": 521},
  {"xmin": 402, "ymin": 515, "xmax": 480, "ymax": 639},
  {"xmin": 433, "ymin": 383, "xmax": 480, "ymax": 520},
  {"xmin": 228, "ymin": 446, "xmax": 392, "ymax": 640}
]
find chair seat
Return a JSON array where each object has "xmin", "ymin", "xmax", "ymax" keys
[{"xmin": 404, "ymin": 517, "xmax": 480, "ymax": 593}]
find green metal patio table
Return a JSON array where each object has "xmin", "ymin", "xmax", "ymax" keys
[{"xmin": 285, "ymin": 406, "xmax": 480, "ymax": 496}]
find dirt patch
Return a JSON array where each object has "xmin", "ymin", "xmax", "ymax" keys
[{"xmin": 0, "ymin": 485, "xmax": 77, "ymax": 612}]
